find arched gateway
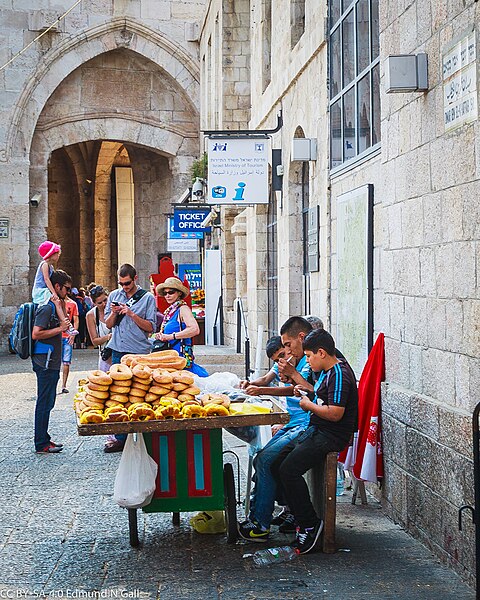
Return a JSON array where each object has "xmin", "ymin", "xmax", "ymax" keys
[{"xmin": 6, "ymin": 18, "xmax": 201, "ymax": 316}]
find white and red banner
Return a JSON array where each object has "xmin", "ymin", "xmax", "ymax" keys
[{"xmin": 341, "ymin": 332, "xmax": 385, "ymax": 483}]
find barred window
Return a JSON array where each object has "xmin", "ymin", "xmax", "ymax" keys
[{"xmin": 329, "ymin": 0, "xmax": 380, "ymax": 170}]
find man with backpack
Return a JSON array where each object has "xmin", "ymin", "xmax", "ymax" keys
[{"xmin": 31, "ymin": 270, "xmax": 71, "ymax": 454}]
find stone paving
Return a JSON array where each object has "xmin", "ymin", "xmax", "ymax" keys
[{"xmin": 0, "ymin": 350, "xmax": 475, "ymax": 599}]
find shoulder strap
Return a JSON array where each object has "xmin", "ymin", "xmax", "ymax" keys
[
  {"xmin": 95, "ymin": 306, "xmax": 99, "ymax": 328},
  {"xmin": 132, "ymin": 288, "xmax": 147, "ymax": 302}
]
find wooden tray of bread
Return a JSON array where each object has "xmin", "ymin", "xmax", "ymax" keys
[{"xmin": 75, "ymin": 350, "xmax": 289, "ymax": 436}]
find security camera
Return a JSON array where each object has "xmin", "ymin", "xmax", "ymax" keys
[
  {"xmin": 192, "ymin": 177, "xmax": 205, "ymax": 198},
  {"xmin": 30, "ymin": 192, "xmax": 41, "ymax": 207},
  {"xmin": 177, "ymin": 188, "xmax": 192, "ymax": 204},
  {"xmin": 200, "ymin": 208, "xmax": 217, "ymax": 228}
]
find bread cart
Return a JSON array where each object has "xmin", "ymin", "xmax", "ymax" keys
[{"xmin": 77, "ymin": 400, "xmax": 289, "ymax": 546}]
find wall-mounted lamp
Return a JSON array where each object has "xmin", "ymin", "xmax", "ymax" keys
[{"xmin": 385, "ymin": 53, "xmax": 428, "ymax": 93}]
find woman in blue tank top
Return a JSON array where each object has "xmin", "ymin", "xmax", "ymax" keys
[{"xmin": 154, "ymin": 277, "xmax": 208, "ymax": 377}]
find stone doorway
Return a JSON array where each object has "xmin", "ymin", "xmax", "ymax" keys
[{"xmin": 46, "ymin": 140, "xmax": 178, "ymax": 292}]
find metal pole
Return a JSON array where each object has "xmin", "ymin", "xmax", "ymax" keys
[
  {"xmin": 236, "ymin": 301, "xmax": 241, "ymax": 354},
  {"xmin": 473, "ymin": 403, "xmax": 480, "ymax": 599},
  {"xmin": 245, "ymin": 337, "xmax": 250, "ymax": 380}
]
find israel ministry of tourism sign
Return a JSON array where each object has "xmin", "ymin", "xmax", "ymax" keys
[{"xmin": 207, "ymin": 137, "xmax": 269, "ymax": 204}]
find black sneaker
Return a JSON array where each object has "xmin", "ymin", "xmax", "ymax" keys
[
  {"xmin": 271, "ymin": 508, "xmax": 292, "ymax": 526},
  {"xmin": 295, "ymin": 520, "xmax": 324, "ymax": 554},
  {"xmin": 278, "ymin": 513, "xmax": 297, "ymax": 533},
  {"xmin": 238, "ymin": 519, "xmax": 269, "ymax": 542}
]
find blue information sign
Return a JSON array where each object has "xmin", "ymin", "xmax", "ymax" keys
[
  {"xmin": 168, "ymin": 217, "xmax": 203, "ymax": 239},
  {"xmin": 173, "ymin": 208, "xmax": 211, "ymax": 234}
]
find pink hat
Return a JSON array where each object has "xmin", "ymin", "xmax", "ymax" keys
[{"xmin": 38, "ymin": 240, "xmax": 61, "ymax": 260}]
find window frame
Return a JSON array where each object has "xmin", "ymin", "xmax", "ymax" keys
[{"xmin": 328, "ymin": 0, "xmax": 381, "ymax": 173}]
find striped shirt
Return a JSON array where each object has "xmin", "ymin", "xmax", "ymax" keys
[{"xmin": 310, "ymin": 359, "xmax": 358, "ymax": 445}]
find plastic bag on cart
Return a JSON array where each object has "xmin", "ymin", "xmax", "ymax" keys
[
  {"xmin": 193, "ymin": 371, "xmax": 240, "ymax": 394},
  {"xmin": 113, "ymin": 433, "xmax": 158, "ymax": 509}
]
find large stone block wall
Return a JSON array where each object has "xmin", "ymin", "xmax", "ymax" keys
[{"xmin": 0, "ymin": 1, "xmax": 206, "ymax": 340}]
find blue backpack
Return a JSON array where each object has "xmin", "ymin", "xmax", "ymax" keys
[{"xmin": 9, "ymin": 302, "xmax": 37, "ymax": 359}]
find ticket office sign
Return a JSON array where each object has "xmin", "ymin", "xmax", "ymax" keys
[
  {"xmin": 207, "ymin": 137, "xmax": 269, "ymax": 205},
  {"xmin": 172, "ymin": 210, "xmax": 211, "ymax": 234}
]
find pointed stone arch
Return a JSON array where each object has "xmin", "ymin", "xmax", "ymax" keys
[{"xmin": 8, "ymin": 17, "xmax": 200, "ymax": 161}]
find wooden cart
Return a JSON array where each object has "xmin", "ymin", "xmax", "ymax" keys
[{"xmin": 77, "ymin": 400, "xmax": 289, "ymax": 546}]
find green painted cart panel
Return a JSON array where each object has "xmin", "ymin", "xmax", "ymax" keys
[{"xmin": 143, "ymin": 429, "xmax": 225, "ymax": 513}]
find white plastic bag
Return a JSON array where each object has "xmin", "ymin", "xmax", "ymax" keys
[
  {"xmin": 193, "ymin": 371, "xmax": 240, "ymax": 393},
  {"xmin": 113, "ymin": 433, "xmax": 158, "ymax": 509}
]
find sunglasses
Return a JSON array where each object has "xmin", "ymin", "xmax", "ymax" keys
[
  {"xmin": 90, "ymin": 285, "xmax": 103, "ymax": 295},
  {"xmin": 118, "ymin": 280, "xmax": 133, "ymax": 287},
  {"xmin": 164, "ymin": 290, "xmax": 178, "ymax": 295},
  {"xmin": 63, "ymin": 285, "xmax": 72, "ymax": 292}
]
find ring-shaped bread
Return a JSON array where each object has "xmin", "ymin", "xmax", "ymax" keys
[
  {"xmin": 182, "ymin": 404, "xmax": 206, "ymax": 418},
  {"xmin": 109, "ymin": 364, "xmax": 133, "ymax": 381},
  {"xmin": 152, "ymin": 369, "xmax": 174, "ymax": 385},
  {"xmin": 86, "ymin": 387, "xmax": 109, "ymax": 399},
  {"xmin": 172, "ymin": 371, "xmax": 195, "ymax": 386},
  {"xmin": 79, "ymin": 409, "xmax": 105, "ymax": 424},
  {"xmin": 86, "ymin": 381, "xmax": 110, "ymax": 392},
  {"xmin": 158, "ymin": 404, "xmax": 182, "ymax": 419},
  {"xmin": 88, "ymin": 370, "xmax": 112, "ymax": 386},
  {"xmin": 132, "ymin": 364, "xmax": 153, "ymax": 380},
  {"xmin": 110, "ymin": 384, "xmax": 131, "ymax": 394},
  {"xmin": 204, "ymin": 403, "xmax": 230, "ymax": 417},
  {"xmin": 128, "ymin": 403, "xmax": 156, "ymax": 421}
]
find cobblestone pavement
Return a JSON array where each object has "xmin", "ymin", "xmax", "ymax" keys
[{"xmin": 0, "ymin": 350, "xmax": 475, "ymax": 599}]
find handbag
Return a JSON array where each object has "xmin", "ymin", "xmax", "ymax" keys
[
  {"xmin": 100, "ymin": 346, "xmax": 113, "ymax": 361},
  {"xmin": 151, "ymin": 339, "xmax": 172, "ymax": 353},
  {"xmin": 96, "ymin": 307, "xmax": 112, "ymax": 361}
]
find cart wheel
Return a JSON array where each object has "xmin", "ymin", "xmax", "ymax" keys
[
  {"xmin": 128, "ymin": 508, "xmax": 139, "ymax": 547},
  {"xmin": 172, "ymin": 512, "xmax": 180, "ymax": 526},
  {"xmin": 224, "ymin": 463, "xmax": 238, "ymax": 543}
]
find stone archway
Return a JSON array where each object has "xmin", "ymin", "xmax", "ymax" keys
[
  {"xmin": 8, "ymin": 18, "xmax": 200, "ymax": 162},
  {"xmin": 28, "ymin": 45, "xmax": 201, "ymax": 289}
]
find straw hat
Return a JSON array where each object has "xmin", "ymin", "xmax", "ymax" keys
[{"xmin": 156, "ymin": 277, "xmax": 190, "ymax": 299}]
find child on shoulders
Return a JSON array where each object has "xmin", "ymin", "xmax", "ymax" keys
[{"xmin": 32, "ymin": 241, "xmax": 78, "ymax": 336}]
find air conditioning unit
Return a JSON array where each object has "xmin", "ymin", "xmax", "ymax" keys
[{"xmin": 291, "ymin": 138, "xmax": 317, "ymax": 161}]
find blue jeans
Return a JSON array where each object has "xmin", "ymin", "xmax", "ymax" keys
[
  {"xmin": 33, "ymin": 364, "xmax": 60, "ymax": 451},
  {"xmin": 111, "ymin": 350, "xmax": 128, "ymax": 443},
  {"xmin": 249, "ymin": 424, "xmax": 306, "ymax": 529}
]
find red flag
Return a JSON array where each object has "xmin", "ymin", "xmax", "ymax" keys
[{"xmin": 352, "ymin": 333, "xmax": 385, "ymax": 482}]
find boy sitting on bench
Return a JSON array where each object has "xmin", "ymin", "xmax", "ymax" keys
[{"xmin": 271, "ymin": 329, "xmax": 358, "ymax": 554}]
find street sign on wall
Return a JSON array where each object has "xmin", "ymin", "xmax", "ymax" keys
[
  {"xmin": 167, "ymin": 238, "xmax": 199, "ymax": 252},
  {"xmin": 207, "ymin": 137, "xmax": 269, "ymax": 204}
]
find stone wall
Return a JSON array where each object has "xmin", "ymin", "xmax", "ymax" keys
[
  {"xmin": 0, "ymin": 1, "xmax": 206, "ymax": 340},
  {"xmin": 200, "ymin": 0, "xmax": 479, "ymax": 585}
]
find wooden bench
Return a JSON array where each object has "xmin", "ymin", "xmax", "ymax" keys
[{"xmin": 305, "ymin": 451, "xmax": 338, "ymax": 553}]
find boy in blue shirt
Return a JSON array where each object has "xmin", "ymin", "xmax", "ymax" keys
[
  {"xmin": 239, "ymin": 325, "xmax": 314, "ymax": 542},
  {"xmin": 272, "ymin": 329, "xmax": 358, "ymax": 554}
]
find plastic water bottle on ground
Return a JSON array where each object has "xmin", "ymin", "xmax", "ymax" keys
[
  {"xmin": 252, "ymin": 545, "xmax": 298, "ymax": 566},
  {"xmin": 336, "ymin": 462, "xmax": 345, "ymax": 496}
]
